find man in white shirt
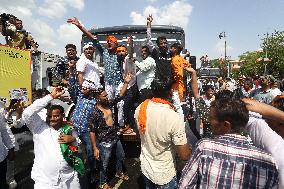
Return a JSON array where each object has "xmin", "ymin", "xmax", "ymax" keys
[
  {"xmin": 135, "ymin": 45, "xmax": 156, "ymax": 103},
  {"xmin": 0, "ymin": 102, "xmax": 15, "ymax": 189},
  {"xmin": 134, "ymin": 79, "xmax": 191, "ymax": 188},
  {"xmin": 243, "ymin": 98, "xmax": 284, "ymax": 188},
  {"xmin": 21, "ymin": 87, "xmax": 81, "ymax": 189},
  {"xmin": 76, "ymin": 42, "xmax": 101, "ymax": 89}
]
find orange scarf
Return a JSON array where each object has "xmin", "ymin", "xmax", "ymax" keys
[{"xmin": 138, "ymin": 98, "xmax": 175, "ymax": 134}]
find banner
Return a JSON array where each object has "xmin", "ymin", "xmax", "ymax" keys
[{"xmin": 0, "ymin": 45, "xmax": 32, "ymax": 106}]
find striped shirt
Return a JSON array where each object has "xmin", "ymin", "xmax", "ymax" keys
[{"xmin": 179, "ymin": 134, "xmax": 279, "ymax": 189}]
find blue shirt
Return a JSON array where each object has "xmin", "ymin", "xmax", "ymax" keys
[
  {"xmin": 68, "ymin": 76, "xmax": 96, "ymax": 134},
  {"xmin": 92, "ymin": 39, "xmax": 122, "ymax": 86}
]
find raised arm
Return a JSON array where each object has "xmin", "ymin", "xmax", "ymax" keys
[
  {"xmin": 243, "ymin": 98, "xmax": 284, "ymax": 123},
  {"xmin": 184, "ymin": 66, "xmax": 199, "ymax": 98},
  {"xmin": 146, "ymin": 15, "xmax": 155, "ymax": 50},
  {"xmin": 67, "ymin": 17, "xmax": 104, "ymax": 54},
  {"xmin": 119, "ymin": 73, "xmax": 132, "ymax": 97},
  {"xmin": 22, "ymin": 87, "xmax": 64, "ymax": 132},
  {"xmin": 128, "ymin": 36, "xmax": 134, "ymax": 59}
]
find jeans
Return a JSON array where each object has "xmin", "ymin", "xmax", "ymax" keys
[
  {"xmin": 143, "ymin": 175, "xmax": 177, "ymax": 189},
  {"xmin": 80, "ymin": 132, "xmax": 96, "ymax": 179},
  {"xmin": 123, "ymin": 84, "xmax": 138, "ymax": 126},
  {"xmin": 98, "ymin": 139, "xmax": 125, "ymax": 185}
]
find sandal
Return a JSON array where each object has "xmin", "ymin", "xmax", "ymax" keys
[
  {"xmin": 99, "ymin": 183, "xmax": 111, "ymax": 189},
  {"xmin": 122, "ymin": 128, "xmax": 134, "ymax": 134},
  {"xmin": 115, "ymin": 172, "xmax": 129, "ymax": 181}
]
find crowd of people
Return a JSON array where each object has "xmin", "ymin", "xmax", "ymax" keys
[{"xmin": 0, "ymin": 14, "xmax": 284, "ymax": 189}]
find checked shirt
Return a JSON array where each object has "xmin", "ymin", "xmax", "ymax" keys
[{"xmin": 179, "ymin": 134, "xmax": 279, "ymax": 189}]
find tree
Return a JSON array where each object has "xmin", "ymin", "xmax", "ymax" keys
[
  {"xmin": 209, "ymin": 58, "xmax": 227, "ymax": 77},
  {"xmin": 238, "ymin": 30, "xmax": 284, "ymax": 78},
  {"xmin": 239, "ymin": 51, "xmax": 263, "ymax": 77},
  {"xmin": 262, "ymin": 31, "xmax": 284, "ymax": 78}
]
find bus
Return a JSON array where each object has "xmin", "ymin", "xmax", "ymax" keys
[{"xmin": 81, "ymin": 25, "xmax": 185, "ymax": 66}]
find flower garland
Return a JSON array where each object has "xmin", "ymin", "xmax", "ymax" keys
[{"xmin": 138, "ymin": 98, "xmax": 175, "ymax": 134}]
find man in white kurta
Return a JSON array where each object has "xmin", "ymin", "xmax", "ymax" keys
[{"xmin": 22, "ymin": 88, "xmax": 80, "ymax": 189}]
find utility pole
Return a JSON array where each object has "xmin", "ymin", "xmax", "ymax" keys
[{"xmin": 219, "ymin": 32, "xmax": 229, "ymax": 77}]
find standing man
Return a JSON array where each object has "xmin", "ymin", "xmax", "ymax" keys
[
  {"xmin": 250, "ymin": 75, "xmax": 274, "ymax": 104},
  {"xmin": 135, "ymin": 79, "xmax": 191, "ymax": 188},
  {"xmin": 68, "ymin": 61, "xmax": 97, "ymax": 184},
  {"xmin": 179, "ymin": 98, "xmax": 279, "ymax": 188},
  {"xmin": 170, "ymin": 42, "xmax": 190, "ymax": 115},
  {"xmin": 54, "ymin": 44, "xmax": 79, "ymax": 86},
  {"xmin": 76, "ymin": 42, "xmax": 101, "ymax": 88},
  {"xmin": 90, "ymin": 74, "xmax": 132, "ymax": 189},
  {"xmin": 67, "ymin": 17, "xmax": 122, "ymax": 100},
  {"xmin": 146, "ymin": 15, "xmax": 173, "ymax": 88},
  {"xmin": 135, "ymin": 45, "xmax": 156, "ymax": 103},
  {"xmin": 21, "ymin": 87, "xmax": 83, "ymax": 189}
]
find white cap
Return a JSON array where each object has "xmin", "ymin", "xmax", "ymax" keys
[
  {"xmin": 82, "ymin": 80, "xmax": 96, "ymax": 90},
  {"xmin": 83, "ymin": 42, "xmax": 94, "ymax": 51}
]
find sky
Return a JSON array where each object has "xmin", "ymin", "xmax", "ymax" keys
[{"xmin": 1, "ymin": 0, "xmax": 284, "ymax": 65}]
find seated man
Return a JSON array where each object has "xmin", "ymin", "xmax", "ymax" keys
[
  {"xmin": 179, "ymin": 98, "xmax": 279, "ymax": 189},
  {"xmin": 5, "ymin": 18, "xmax": 38, "ymax": 50}
]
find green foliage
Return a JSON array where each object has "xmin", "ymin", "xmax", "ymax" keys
[
  {"xmin": 262, "ymin": 31, "xmax": 284, "ymax": 78},
  {"xmin": 239, "ymin": 51, "xmax": 263, "ymax": 77},
  {"xmin": 237, "ymin": 30, "xmax": 284, "ymax": 78},
  {"xmin": 209, "ymin": 58, "xmax": 227, "ymax": 77}
]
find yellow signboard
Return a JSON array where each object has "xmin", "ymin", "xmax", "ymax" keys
[{"xmin": 0, "ymin": 45, "xmax": 32, "ymax": 106}]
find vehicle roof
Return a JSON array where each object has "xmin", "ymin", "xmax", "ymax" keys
[{"xmin": 88, "ymin": 25, "xmax": 184, "ymax": 35}]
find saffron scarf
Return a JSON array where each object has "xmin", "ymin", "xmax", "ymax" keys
[
  {"xmin": 138, "ymin": 98, "xmax": 175, "ymax": 134},
  {"xmin": 59, "ymin": 124, "xmax": 85, "ymax": 176}
]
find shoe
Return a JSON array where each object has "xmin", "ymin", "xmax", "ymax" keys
[{"xmin": 8, "ymin": 180, "xmax": 17, "ymax": 189}]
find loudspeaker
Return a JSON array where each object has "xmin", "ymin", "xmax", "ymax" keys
[{"xmin": 190, "ymin": 56, "xmax": 196, "ymax": 70}]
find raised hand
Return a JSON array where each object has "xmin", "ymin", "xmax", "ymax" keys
[
  {"xmin": 147, "ymin": 14, "xmax": 153, "ymax": 23},
  {"xmin": 50, "ymin": 86, "xmax": 65, "ymax": 99},
  {"xmin": 67, "ymin": 17, "xmax": 81, "ymax": 27},
  {"xmin": 128, "ymin": 35, "xmax": 133, "ymax": 45},
  {"xmin": 183, "ymin": 65, "xmax": 195, "ymax": 73},
  {"xmin": 15, "ymin": 101, "xmax": 25, "ymax": 115},
  {"xmin": 124, "ymin": 73, "xmax": 133, "ymax": 84}
]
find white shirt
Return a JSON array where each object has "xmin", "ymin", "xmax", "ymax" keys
[
  {"xmin": 76, "ymin": 53, "xmax": 100, "ymax": 87},
  {"xmin": 22, "ymin": 95, "xmax": 79, "ymax": 185},
  {"xmin": 135, "ymin": 101, "xmax": 187, "ymax": 185},
  {"xmin": 246, "ymin": 112, "xmax": 284, "ymax": 188},
  {"xmin": 270, "ymin": 88, "xmax": 282, "ymax": 99},
  {"xmin": 135, "ymin": 56, "xmax": 156, "ymax": 91},
  {"xmin": 0, "ymin": 106, "xmax": 14, "ymax": 162}
]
